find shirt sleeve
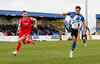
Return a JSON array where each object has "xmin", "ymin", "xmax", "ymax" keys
[
  {"xmin": 81, "ymin": 15, "xmax": 85, "ymax": 22},
  {"xmin": 67, "ymin": 12, "xmax": 72, "ymax": 15}
]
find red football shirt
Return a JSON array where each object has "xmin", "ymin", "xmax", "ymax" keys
[{"xmin": 19, "ymin": 17, "xmax": 35, "ymax": 34}]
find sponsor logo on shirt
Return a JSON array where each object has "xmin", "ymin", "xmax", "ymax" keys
[{"xmin": 23, "ymin": 23, "xmax": 29, "ymax": 25}]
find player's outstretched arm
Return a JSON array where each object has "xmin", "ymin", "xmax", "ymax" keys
[
  {"xmin": 60, "ymin": 13, "xmax": 67, "ymax": 16},
  {"xmin": 34, "ymin": 19, "xmax": 37, "ymax": 28},
  {"xmin": 31, "ymin": 17, "xmax": 37, "ymax": 28}
]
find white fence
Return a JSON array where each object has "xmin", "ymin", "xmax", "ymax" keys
[
  {"xmin": 91, "ymin": 35, "xmax": 100, "ymax": 40},
  {"xmin": 0, "ymin": 36, "xmax": 18, "ymax": 42},
  {"xmin": 0, "ymin": 35, "xmax": 100, "ymax": 42},
  {"xmin": 33, "ymin": 35, "xmax": 60, "ymax": 41},
  {"xmin": 0, "ymin": 35, "xmax": 60, "ymax": 42}
]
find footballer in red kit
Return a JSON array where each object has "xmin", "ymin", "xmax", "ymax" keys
[{"xmin": 12, "ymin": 11, "xmax": 37, "ymax": 56}]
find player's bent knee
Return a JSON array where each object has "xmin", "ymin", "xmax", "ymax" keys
[
  {"xmin": 18, "ymin": 38, "xmax": 21, "ymax": 42},
  {"xmin": 18, "ymin": 37, "xmax": 25, "ymax": 42}
]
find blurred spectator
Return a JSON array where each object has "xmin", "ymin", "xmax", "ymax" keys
[
  {"xmin": 0, "ymin": 25, "xmax": 60, "ymax": 36},
  {"xmin": 3, "ymin": 32, "xmax": 7, "ymax": 36}
]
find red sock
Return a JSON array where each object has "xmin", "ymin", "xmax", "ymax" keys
[
  {"xmin": 26, "ymin": 40, "xmax": 33, "ymax": 44},
  {"xmin": 16, "ymin": 41, "xmax": 21, "ymax": 51}
]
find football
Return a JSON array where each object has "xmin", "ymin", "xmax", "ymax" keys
[{"xmin": 71, "ymin": 22, "xmax": 78, "ymax": 29}]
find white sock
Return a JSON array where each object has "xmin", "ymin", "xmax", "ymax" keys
[{"xmin": 70, "ymin": 50, "xmax": 73, "ymax": 53}]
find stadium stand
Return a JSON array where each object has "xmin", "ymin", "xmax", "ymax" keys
[
  {"xmin": 0, "ymin": 10, "xmax": 66, "ymax": 36},
  {"xmin": 0, "ymin": 10, "xmax": 65, "ymax": 18},
  {"xmin": 0, "ymin": 25, "xmax": 17, "ymax": 36},
  {"xmin": 31, "ymin": 25, "xmax": 61, "ymax": 36},
  {"xmin": 0, "ymin": 25, "xmax": 61, "ymax": 36}
]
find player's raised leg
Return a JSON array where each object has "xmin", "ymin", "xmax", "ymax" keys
[
  {"xmin": 26, "ymin": 40, "xmax": 35, "ymax": 45},
  {"xmin": 23, "ymin": 34, "xmax": 36, "ymax": 45}
]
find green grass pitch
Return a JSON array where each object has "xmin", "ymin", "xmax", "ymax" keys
[{"xmin": 0, "ymin": 40, "xmax": 100, "ymax": 64}]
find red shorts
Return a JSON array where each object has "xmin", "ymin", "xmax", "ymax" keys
[{"xmin": 18, "ymin": 32, "xmax": 30, "ymax": 39}]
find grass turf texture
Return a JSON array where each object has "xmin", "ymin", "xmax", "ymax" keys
[{"xmin": 0, "ymin": 40, "xmax": 100, "ymax": 64}]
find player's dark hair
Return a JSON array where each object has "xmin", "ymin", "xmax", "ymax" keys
[
  {"xmin": 22, "ymin": 10, "xmax": 27, "ymax": 13},
  {"xmin": 75, "ymin": 6, "xmax": 81, "ymax": 9}
]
